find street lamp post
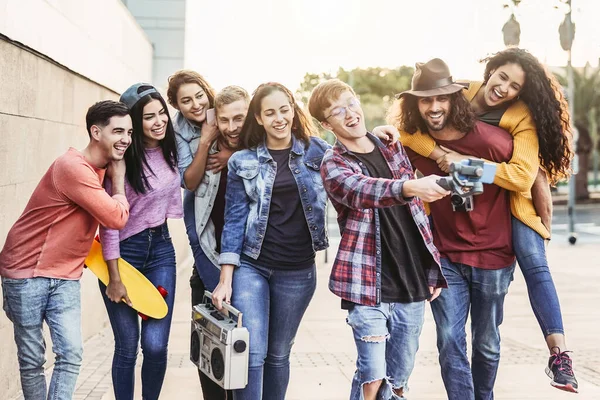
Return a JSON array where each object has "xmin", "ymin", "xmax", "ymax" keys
[
  {"xmin": 559, "ymin": 0, "xmax": 578, "ymax": 244},
  {"xmin": 502, "ymin": 14, "xmax": 521, "ymax": 46},
  {"xmin": 502, "ymin": 1, "xmax": 522, "ymax": 47}
]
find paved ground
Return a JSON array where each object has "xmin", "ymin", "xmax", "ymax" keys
[{"xmin": 10, "ymin": 208, "xmax": 600, "ymax": 400}]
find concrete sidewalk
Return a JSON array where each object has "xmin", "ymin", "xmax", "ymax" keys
[{"xmin": 11, "ymin": 242, "xmax": 600, "ymax": 399}]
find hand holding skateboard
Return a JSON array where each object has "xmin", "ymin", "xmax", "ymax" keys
[
  {"xmin": 85, "ymin": 237, "xmax": 169, "ymax": 319},
  {"xmin": 105, "ymin": 280, "xmax": 132, "ymax": 307}
]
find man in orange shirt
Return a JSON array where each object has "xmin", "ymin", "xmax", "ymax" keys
[{"xmin": 0, "ymin": 100, "xmax": 132, "ymax": 400}]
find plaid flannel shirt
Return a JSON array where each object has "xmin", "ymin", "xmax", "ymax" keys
[{"xmin": 320, "ymin": 133, "xmax": 446, "ymax": 306}]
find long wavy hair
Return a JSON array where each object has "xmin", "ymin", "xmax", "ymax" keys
[
  {"xmin": 482, "ymin": 48, "xmax": 573, "ymax": 184},
  {"xmin": 126, "ymin": 88, "xmax": 178, "ymax": 194},
  {"xmin": 241, "ymin": 82, "xmax": 317, "ymax": 149},
  {"xmin": 391, "ymin": 92, "xmax": 477, "ymax": 135}
]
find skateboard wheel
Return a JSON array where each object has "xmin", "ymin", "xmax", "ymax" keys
[
  {"xmin": 157, "ymin": 286, "xmax": 168, "ymax": 297},
  {"xmin": 138, "ymin": 312, "xmax": 149, "ymax": 321}
]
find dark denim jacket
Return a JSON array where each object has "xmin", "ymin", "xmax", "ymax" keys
[{"xmin": 218, "ymin": 136, "xmax": 330, "ymax": 266}]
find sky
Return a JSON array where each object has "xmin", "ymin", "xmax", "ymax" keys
[{"xmin": 184, "ymin": 0, "xmax": 600, "ymax": 94}]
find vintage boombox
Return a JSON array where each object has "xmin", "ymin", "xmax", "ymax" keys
[{"xmin": 190, "ymin": 290, "xmax": 249, "ymax": 389}]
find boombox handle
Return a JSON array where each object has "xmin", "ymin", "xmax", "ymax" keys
[{"xmin": 203, "ymin": 290, "xmax": 244, "ymax": 328}]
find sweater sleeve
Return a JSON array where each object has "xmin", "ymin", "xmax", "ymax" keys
[
  {"xmin": 53, "ymin": 159, "xmax": 130, "ymax": 230},
  {"xmin": 492, "ymin": 101, "xmax": 540, "ymax": 192},
  {"xmin": 400, "ymin": 130, "xmax": 436, "ymax": 158}
]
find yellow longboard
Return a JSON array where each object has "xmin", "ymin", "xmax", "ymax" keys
[{"xmin": 84, "ymin": 238, "xmax": 168, "ymax": 319}]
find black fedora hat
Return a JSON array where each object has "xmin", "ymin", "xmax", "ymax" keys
[{"xmin": 395, "ymin": 58, "xmax": 466, "ymax": 99}]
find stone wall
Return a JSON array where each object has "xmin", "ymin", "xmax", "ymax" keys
[{"xmin": 0, "ymin": 36, "xmax": 191, "ymax": 398}]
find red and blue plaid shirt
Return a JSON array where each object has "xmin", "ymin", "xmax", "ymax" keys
[{"xmin": 320, "ymin": 134, "xmax": 446, "ymax": 306}]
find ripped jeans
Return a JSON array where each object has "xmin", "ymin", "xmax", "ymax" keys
[{"xmin": 346, "ymin": 301, "xmax": 425, "ymax": 400}]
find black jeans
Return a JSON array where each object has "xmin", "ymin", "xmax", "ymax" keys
[{"xmin": 190, "ymin": 267, "xmax": 233, "ymax": 400}]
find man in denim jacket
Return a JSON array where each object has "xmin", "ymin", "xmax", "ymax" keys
[{"xmin": 308, "ymin": 79, "xmax": 448, "ymax": 400}]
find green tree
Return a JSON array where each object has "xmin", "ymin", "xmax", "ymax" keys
[
  {"xmin": 297, "ymin": 66, "xmax": 414, "ymax": 142},
  {"xmin": 555, "ymin": 64, "xmax": 600, "ymax": 199}
]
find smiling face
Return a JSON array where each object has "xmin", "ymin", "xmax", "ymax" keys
[
  {"xmin": 141, "ymin": 99, "xmax": 169, "ymax": 148},
  {"xmin": 417, "ymin": 94, "xmax": 451, "ymax": 132},
  {"xmin": 92, "ymin": 114, "xmax": 133, "ymax": 161},
  {"xmin": 321, "ymin": 90, "xmax": 367, "ymax": 142},
  {"xmin": 255, "ymin": 90, "xmax": 294, "ymax": 149},
  {"xmin": 175, "ymin": 83, "xmax": 210, "ymax": 125},
  {"xmin": 217, "ymin": 99, "xmax": 248, "ymax": 149},
  {"xmin": 483, "ymin": 62, "xmax": 526, "ymax": 108}
]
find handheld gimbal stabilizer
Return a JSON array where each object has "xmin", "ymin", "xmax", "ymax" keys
[{"xmin": 435, "ymin": 159, "xmax": 497, "ymax": 212}]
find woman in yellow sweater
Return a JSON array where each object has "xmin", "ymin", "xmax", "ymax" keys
[{"xmin": 389, "ymin": 48, "xmax": 576, "ymax": 392}]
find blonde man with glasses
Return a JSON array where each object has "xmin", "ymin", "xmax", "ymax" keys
[{"xmin": 308, "ymin": 79, "xmax": 449, "ymax": 400}]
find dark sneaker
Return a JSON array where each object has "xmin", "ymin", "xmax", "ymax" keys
[{"xmin": 546, "ymin": 348, "xmax": 578, "ymax": 393}]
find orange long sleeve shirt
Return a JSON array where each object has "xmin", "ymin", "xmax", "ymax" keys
[{"xmin": 0, "ymin": 148, "xmax": 130, "ymax": 279}]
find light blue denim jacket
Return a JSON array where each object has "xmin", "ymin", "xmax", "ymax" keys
[
  {"xmin": 173, "ymin": 111, "xmax": 201, "ymax": 190},
  {"xmin": 173, "ymin": 111, "xmax": 222, "ymax": 268},
  {"xmin": 218, "ymin": 135, "xmax": 330, "ymax": 266}
]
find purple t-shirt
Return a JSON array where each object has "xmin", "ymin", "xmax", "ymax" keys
[{"xmin": 100, "ymin": 147, "xmax": 183, "ymax": 260}]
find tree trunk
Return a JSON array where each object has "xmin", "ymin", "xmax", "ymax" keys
[
  {"xmin": 576, "ymin": 154, "xmax": 590, "ymax": 199},
  {"xmin": 575, "ymin": 123, "xmax": 593, "ymax": 200}
]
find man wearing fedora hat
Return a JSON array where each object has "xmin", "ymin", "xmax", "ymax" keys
[
  {"xmin": 308, "ymin": 78, "xmax": 449, "ymax": 400},
  {"xmin": 393, "ymin": 58, "xmax": 516, "ymax": 400}
]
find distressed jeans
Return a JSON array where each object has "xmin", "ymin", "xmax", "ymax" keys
[
  {"xmin": 346, "ymin": 301, "xmax": 425, "ymax": 400},
  {"xmin": 2, "ymin": 277, "xmax": 82, "ymax": 400}
]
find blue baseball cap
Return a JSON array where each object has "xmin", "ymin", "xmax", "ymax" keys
[{"xmin": 120, "ymin": 83, "xmax": 158, "ymax": 110}]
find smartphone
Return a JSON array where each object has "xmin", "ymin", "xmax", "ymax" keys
[{"xmin": 206, "ymin": 108, "xmax": 216, "ymax": 126}]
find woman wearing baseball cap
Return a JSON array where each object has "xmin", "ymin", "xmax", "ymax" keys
[{"xmin": 99, "ymin": 83, "xmax": 183, "ymax": 400}]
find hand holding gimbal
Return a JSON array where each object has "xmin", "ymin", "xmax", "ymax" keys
[{"xmin": 436, "ymin": 159, "xmax": 497, "ymax": 212}]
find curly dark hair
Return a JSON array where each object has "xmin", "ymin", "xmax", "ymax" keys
[
  {"xmin": 241, "ymin": 82, "xmax": 317, "ymax": 149},
  {"xmin": 392, "ymin": 92, "xmax": 476, "ymax": 135},
  {"xmin": 482, "ymin": 48, "xmax": 573, "ymax": 184}
]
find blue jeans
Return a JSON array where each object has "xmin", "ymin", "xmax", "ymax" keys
[
  {"xmin": 231, "ymin": 260, "xmax": 316, "ymax": 400},
  {"xmin": 184, "ymin": 191, "xmax": 228, "ymax": 399},
  {"xmin": 431, "ymin": 259, "xmax": 515, "ymax": 400},
  {"xmin": 512, "ymin": 216, "xmax": 564, "ymax": 336},
  {"xmin": 346, "ymin": 302, "xmax": 425, "ymax": 400},
  {"xmin": 2, "ymin": 277, "xmax": 82, "ymax": 400},
  {"xmin": 183, "ymin": 190, "xmax": 220, "ymax": 291},
  {"xmin": 99, "ymin": 223, "xmax": 177, "ymax": 400}
]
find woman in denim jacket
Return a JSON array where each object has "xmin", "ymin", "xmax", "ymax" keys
[
  {"xmin": 166, "ymin": 70, "xmax": 232, "ymax": 399},
  {"xmin": 167, "ymin": 70, "xmax": 224, "ymax": 291},
  {"xmin": 212, "ymin": 82, "xmax": 329, "ymax": 400}
]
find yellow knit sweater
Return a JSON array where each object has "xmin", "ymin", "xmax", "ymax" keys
[{"xmin": 400, "ymin": 81, "xmax": 549, "ymax": 239}]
